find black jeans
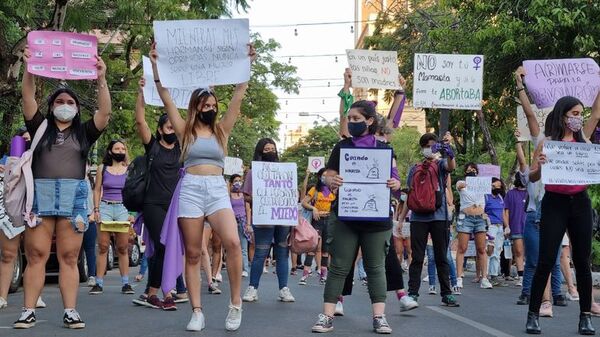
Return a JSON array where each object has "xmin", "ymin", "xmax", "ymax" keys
[
  {"xmin": 409, "ymin": 220, "xmax": 451, "ymax": 297},
  {"xmin": 529, "ymin": 191, "xmax": 593, "ymax": 313},
  {"xmin": 143, "ymin": 203, "xmax": 169, "ymax": 290}
]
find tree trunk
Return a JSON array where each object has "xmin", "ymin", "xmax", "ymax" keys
[{"xmin": 476, "ymin": 109, "xmax": 499, "ymax": 165}]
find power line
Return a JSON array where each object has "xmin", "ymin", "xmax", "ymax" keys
[{"xmin": 251, "ymin": 19, "xmax": 376, "ymax": 28}]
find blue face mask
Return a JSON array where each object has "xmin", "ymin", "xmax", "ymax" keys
[{"xmin": 348, "ymin": 121, "xmax": 367, "ymax": 137}]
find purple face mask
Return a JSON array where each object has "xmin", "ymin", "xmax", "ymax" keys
[{"xmin": 566, "ymin": 115, "xmax": 583, "ymax": 132}]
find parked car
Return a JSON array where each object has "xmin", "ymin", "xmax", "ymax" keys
[{"xmin": 105, "ymin": 226, "xmax": 141, "ymax": 270}]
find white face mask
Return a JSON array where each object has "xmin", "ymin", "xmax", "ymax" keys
[{"xmin": 53, "ymin": 104, "xmax": 77, "ymax": 122}]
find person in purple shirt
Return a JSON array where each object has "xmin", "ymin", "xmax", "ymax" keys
[{"xmin": 485, "ymin": 178, "xmax": 508, "ymax": 286}]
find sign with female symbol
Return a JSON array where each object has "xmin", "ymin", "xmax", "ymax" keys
[{"xmin": 308, "ymin": 157, "xmax": 325, "ymax": 173}]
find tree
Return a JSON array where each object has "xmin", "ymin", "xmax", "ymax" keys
[{"xmin": 388, "ymin": 126, "xmax": 422, "ymax": 181}]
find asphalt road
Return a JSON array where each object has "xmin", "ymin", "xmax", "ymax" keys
[{"xmin": 0, "ymin": 265, "xmax": 595, "ymax": 337}]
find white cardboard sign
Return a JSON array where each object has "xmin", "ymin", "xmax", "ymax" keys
[
  {"xmin": 338, "ymin": 183, "xmax": 391, "ymax": 220},
  {"xmin": 308, "ymin": 157, "xmax": 325, "ymax": 173},
  {"xmin": 346, "ymin": 49, "xmax": 400, "ymax": 89},
  {"xmin": 516, "ymin": 104, "xmax": 552, "ymax": 142},
  {"xmin": 142, "ymin": 56, "xmax": 193, "ymax": 109},
  {"xmin": 339, "ymin": 148, "xmax": 392, "ymax": 184},
  {"xmin": 251, "ymin": 161, "xmax": 298, "ymax": 226},
  {"xmin": 466, "ymin": 176, "xmax": 492, "ymax": 195},
  {"xmin": 224, "ymin": 156, "xmax": 244, "ymax": 176},
  {"xmin": 542, "ymin": 141, "xmax": 600, "ymax": 185}
]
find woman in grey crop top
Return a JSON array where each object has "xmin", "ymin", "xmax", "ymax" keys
[{"xmin": 150, "ymin": 43, "xmax": 256, "ymax": 332}]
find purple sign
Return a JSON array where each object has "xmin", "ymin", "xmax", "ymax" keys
[
  {"xmin": 523, "ymin": 58, "xmax": 600, "ymax": 109},
  {"xmin": 478, "ymin": 164, "xmax": 501, "ymax": 178}
]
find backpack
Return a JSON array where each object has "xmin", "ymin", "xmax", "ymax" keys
[
  {"xmin": 122, "ymin": 142, "xmax": 158, "ymax": 212},
  {"xmin": 288, "ymin": 216, "xmax": 319, "ymax": 254},
  {"xmin": 407, "ymin": 160, "xmax": 443, "ymax": 213},
  {"xmin": 3, "ymin": 119, "xmax": 48, "ymax": 227}
]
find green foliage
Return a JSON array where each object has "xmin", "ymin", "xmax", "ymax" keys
[{"xmin": 389, "ymin": 126, "xmax": 421, "ymax": 181}]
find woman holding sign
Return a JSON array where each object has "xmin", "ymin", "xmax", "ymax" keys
[
  {"xmin": 14, "ymin": 47, "xmax": 112, "ymax": 329},
  {"xmin": 150, "ymin": 42, "xmax": 255, "ymax": 332},
  {"xmin": 312, "ymin": 100, "xmax": 401, "ymax": 334},
  {"xmin": 527, "ymin": 95, "xmax": 600, "ymax": 335}
]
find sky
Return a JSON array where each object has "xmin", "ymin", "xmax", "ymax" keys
[{"xmin": 232, "ymin": 0, "xmax": 356, "ymax": 150}]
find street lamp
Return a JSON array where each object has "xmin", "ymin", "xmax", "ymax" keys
[{"xmin": 298, "ymin": 112, "xmax": 340, "ymax": 137}]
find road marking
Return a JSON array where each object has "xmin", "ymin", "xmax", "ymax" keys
[{"xmin": 427, "ymin": 306, "xmax": 515, "ymax": 337}]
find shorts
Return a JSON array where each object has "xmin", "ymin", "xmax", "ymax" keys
[
  {"xmin": 33, "ymin": 179, "xmax": 88, "ymax": 233},
  {"xmin": 313, "ymin": 216, "xmax": 330, "ymax": 253},
  {"xmin": 99, "ymin": 200, "xmax": 129, "ymax": 225},
  {"xmin": 456, "ymin": 214, "xmax": 487, "ymax": 234},
  {"xmin": 511, "ymin": 233, "xmax": 524, "ymax": 240},
  {"xmin": 178, "ymin": 174, "xmax": 230, "ymax": 218}
]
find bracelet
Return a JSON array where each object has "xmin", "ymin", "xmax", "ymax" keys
[
  {"xmin": 516, "ymin": 87, "xmax": 525, "ymax": 92},
  {"xmin": 394, "ymin": 90, "xmax": 405, "ymax": 96}
]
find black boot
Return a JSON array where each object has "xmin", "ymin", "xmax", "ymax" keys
[
  {"xmin": 579, "ymin": 313, "xmax": 596, "ymax": 335},
  {"xmin": 526, "ymin": 311, "xmax": 541, "ymax": 334}
]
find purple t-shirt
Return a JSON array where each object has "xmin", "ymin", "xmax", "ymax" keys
[{"xmin": 504, "ymin": 188, "xmax": 527, "ymax": 235}]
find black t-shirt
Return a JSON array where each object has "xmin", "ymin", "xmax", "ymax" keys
[
  {"xmin": 143, "ymin": 136, "xmax": 182, "ymax": 205},
  {"xmin": 326, "ymin": 138, "xmax": 393, "ymax": 233}
]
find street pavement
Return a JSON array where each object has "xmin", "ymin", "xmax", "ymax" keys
[{"xmin": 0, "ymin": 265, "xmax": 595, "ymax": 337}]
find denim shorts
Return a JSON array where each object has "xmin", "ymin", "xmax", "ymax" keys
[
  {"xmin": 178, "ymin": 174, "xmax": 231, "ymax": 218},
  {"xmin": 33, "ymin": 179, "xmax": 88, "ymax": 233},
  {"xmin": 456, "ymin": 214, "xmax": 487, "ymax": 234},
  {"xmin": 99, "ymin": 200, "xmax": 129, "ymax": 225},
  {"xmin": 511, "ymin": 233, "xmax": 524, "ymax": 240}
]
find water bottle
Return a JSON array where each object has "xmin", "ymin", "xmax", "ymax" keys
[{"xmin": 503, "ymin": 240, "xmax": 513, "ymax": 259}]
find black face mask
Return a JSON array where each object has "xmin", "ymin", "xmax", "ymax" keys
[
  {"xmin": 348, "ymin": 121, "xmax": 368, "ymax": 137},
  {"xmin": 162, "ymin": 133, "xmax": 177, "ymax": 145},
  {"xmin": 262, "ymin": 152, "xmax": 278, "ymax": 162},
  {"xmin": 198, "ymin": 110, "xmax": 217, "ymax": 125},
  {"xmin": 112, "ymin": 153, "xmax": 126, "ymax": 162},
  {"xmin": 25, "ymin": 141, "xmax": 31, "ymax": 151},
  {"xmin": 465, "ymin": 172, "xmax": 477, "ymax": 177},
  {"xmin": 492, "ymin": 188, "xmax": 502, "ymax": 196}
]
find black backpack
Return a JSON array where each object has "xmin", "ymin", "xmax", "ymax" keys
[{"xmin": 122, "ymin": 143, "xmax": 159, "ymax": 212}]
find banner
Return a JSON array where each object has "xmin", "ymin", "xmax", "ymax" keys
[
  {"xmin": 477, "ymin": 164, "xmax": 501, "ymax": 178},
  {"xmin": 465, "ymin": 176, "xmax": 492, "ymax": 195},
  {"xmin": 308, "ymin": 156, "xmax": 325, "ymax": 173},
  {"xmin": 142, "ymin": 56, "xmax": 193, "ymax": 109},
  {"xmin": 346, "ymin": 49, "xmax": 399, "ymax": 89},
  {"xmin": 413, "ymin": 53, "xmax": 484, "ymax": 110},
  {"xmin": 542, "ymin": 141, "xmax": 600, "ymax": 185},
  {"xmin": 251, "ymin": 162, "xmax": 298, "ymax": 226},
  {"xmin": 153, "ymin": 19, "xmax": 250, "ymax": 88},
  {"xmin": 516, "ymin": 104, "xmax": 552, "ymax": 142},
  {"xmin": 523, "ymin": 58, "xmax": 600, "ymax": 109},
  {"xmin": 27, "ymin": 31, "xmax": 98, "ymax": 80},
  {"xmin": 224, "ymin": 156, "xmax": 244, "ymax": 176}
]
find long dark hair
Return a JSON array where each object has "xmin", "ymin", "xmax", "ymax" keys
[
  {"xmin": 252, "ymin": 138, "xmax": 278, "ymax": 161},
  {"xmin": 349, "ymin": 100, "xmax": 378, "ymax": 134},
  {"xmin": 101, "ymin": 140, "xmax": 127, "ymax": 166},
  {"xmin": 546, "ymin": 96, "xmax": 585, "ymax": 142},
  {"xmin": 36, "ymin": 87, "xmax": 88, "ymax": 158},
  {"xmin": 156, "ymin": 113, "xmax": 169, "ymax": 141}
]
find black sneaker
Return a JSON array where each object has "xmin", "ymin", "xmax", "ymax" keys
[
  {"xmin": 63, "ymin": 310, "xmax": 85, "ymax": 329},
  {"xmin": 121, "ymin": 284, "xmax": 135, "ymax": 295},
  {"xmin": 13, "ymin": 309, "xmax": 36, "ymax": 329},
  {"xmin": 89, "ymin": 285, "xmax": 103, "ymax": 295},
  {"xmin": 517, "ymin": 294, "xmax": 530, "ymax": 305},
  {"xmin": 442, "ymin": 295, "xmax": 460, "ymax": 307},
  {"xmin": 553, "ymin": 295, "xmax": 568, "ymax": 307}
]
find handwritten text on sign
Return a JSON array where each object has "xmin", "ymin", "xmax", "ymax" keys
[
  {"xmin": 308, "ymin": 157, "xmax": 325, "ymax": 173},
  {"xmin": 142, "ymin": 56, "xmax": 193, "ymax": 109},
  {"xmin": 542, "ymin": 141, "xmax": 600, "ymax": 185},
  {"xmin": 338, "ymin": 183, "xmax": 391, "ymax": 220},
  {"xmin": 466, "ymin": 176, "xmax": 492, "ymax": 195},
  {"xmin": 524, "ymin": 58, "xmax": 600, "ymax": 109},
  {"xmin": 339, "ymin": 148, "xmax": 392, "ymax": 184},
  {"xmin": 224, "ymin": 157, "xmax": 244, "ymax": 176},
  {"xmin": 27, "ymin": 31, "xmax": 97, "ymax": 80},
  {"xmin": 477, "ymin": 164, "xmax": 501, "ymax": 178},
  {"xmin": 413, "ymin": 53, "xmax": 484, "ymax": 110},
  {"xmin": 251, "ymin": 162, "xmax": 298, "ymax": 226},
  {"xmin": 153, "ymin": 19, "xmax": 250, "ymax": 88},
  {"xmin": 516, "ymin": 104, "xmax": 552, "ymax": 142},
  {"xmin": 346, "ymin": 50, "xmax": 399, "ymax": 89}
]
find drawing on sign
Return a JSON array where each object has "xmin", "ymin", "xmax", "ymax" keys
[
  {"xmin": 308, "ymin": 156, "xmax": 325, "ymax": 173},
  {"xmin": 363, "ymin": 195, "xmax": 378, "ymax": 212},
  {"xmin": 339, "ymin": 148, "xmax": 392, "ymax": 184},
  {"xmin": 366, "ymin": 160, "xmax": 380, "ymax": 179}
]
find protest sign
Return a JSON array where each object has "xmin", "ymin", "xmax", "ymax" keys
[
  {"xmin": 516, "ymin": 104, "xmax": 552, "ymax": 142},
  {"xmin": 466, "ymin": 176, "xmax": 492, "ymax": 195},
  {"xmin": 142, "ymin": 56, "xmax": 193, "ymax": 109},
  {"xmin": 523, "ymin": 58, "xmax": 600, "ymax": 109},
  {"xmin": 542, "ymin": 141, "xmax": 600, "ymax": 185},
  {"xmin": 153, "ymin": 19, "xmax": 250, "ymax": 88},
  {"xmin": 477, "ymin": 164, "xmax": 501, "ymax": 178},
  {"xmin": 338, "ymin": 183, "xmax": 391, "ymax": 221},
  {"xmin": 251, "ymin": 162, "xmax": 298, "ymax": 226},
  {"xmin": 339, "ymin": 148, "xmax": 392, "ymax": 184},
  {"xmin": 27, "ymin": 31, "xmax": 97, "ymax": 80},
  {"xmin": 346, "ymin": 49, "xmax": 399, "ymax": 89},
  {"xmin": 224, "ymin": 156, "xmax": 244, "ymax": 176},
  {"xmin": 308, "ymin": 157, "xmax": 325, "ymax": 173},
  {"xmin": 413, "ymin": 53, "xmax": 484, "ymax": 110}
]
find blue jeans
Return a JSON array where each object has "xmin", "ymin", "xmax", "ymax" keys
[
  {"xmin": 522, "ymin": 211, "xmax": 562, "ymax": 297},
  {"xmin": 427, "ymin": 243, "xmax": 457, "ymax": 287},
  {"xmin": 357, "ymin": 258, "xmax": 367, "ymax": 280},
  {"xmin": 236, "ymin": 216, "xmax": 249, "ymax": 273},
  {"xmin": 176, "ymin": 275, "xmax": 186, "ymax": 294},
  {"xmin": 83, "ymin": 221, "xmax": 97, "ymax": 277},
  {"xmin": 138, "ymin": 254, "xmax": 148, "ymax": 276},
  {"xmin": 249, "ymin": 225, "xmax": 290, "ymax": 289}
]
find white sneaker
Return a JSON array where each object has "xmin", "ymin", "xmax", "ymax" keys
[
  {"xmin": 242, "ymin": 271, "xmax": 249, "ymax": 278},
  {"xmin": 0, "ymin": 297, "xmax": 7, "ymax": 309},
  {"xmin": 263, "ymin": 267, "xmax": 269, "ymax": 274},
  {"xmin": 225, "ymin": 304, "xmax": 242, "ymax": 331},
  {"xmin": 186, "ymin": 311, "xmax": 206, "ymax": 331},
  {"xmin": 215, "ymin": 273, "xmax": 223, "ymax": 283},
  {"xmin": 399, "ymin": 295, "xmax": 418, "ymax": 312},
  {"xmin": 456, "ymin": 277, "xmax": 463, "ymax": 289},
  {"xmin": 87, "ymin": 276, "xmax": 96, "ymax": 287},
  {"xmin": 452, "ymin": 286, "xmax": 462, "ymax": 295},
  {"xmin": 242, "ymin": 286, "xmax": 258, "ymax": 302},
  {"xmin": 480, "ymin": 278, "xmax": 493, "ymax": 289},
  {"xmin": 36, "ymin": 297, "xmax": 46, "ymax": 309},
  {"xmin": 334, "ymin": 301, "xmax": 344, "ymax": 316},
  {"xmin": 422, "ymin": 275, "xmax": 429, "ymax": 283},
  {"xmin": 515, "ymin": 276, "xmax": 523, "ymax": 287},
  {"xmin": 428, "ymin": 285, "xmax": 437, "ymax": 295},
  {"xmin": 278, "ymin": 287, "xmax": 295, "ymax": 302}
]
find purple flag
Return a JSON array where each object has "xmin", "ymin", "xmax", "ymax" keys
[{"xmin": 160, "ymin": 169, "xmax": 186, "ymax": 295}]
